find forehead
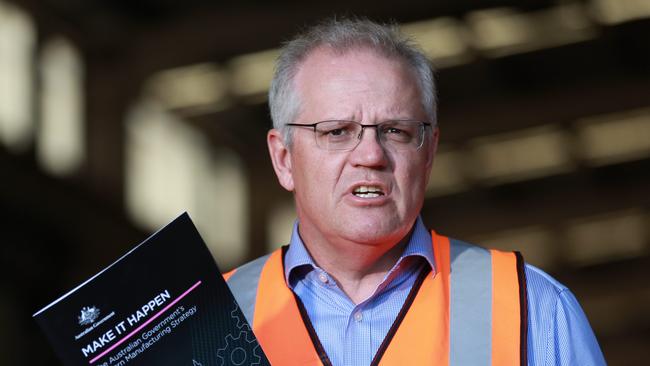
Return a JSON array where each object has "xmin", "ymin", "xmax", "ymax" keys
[{"xmin": 292, "ymin": 47, "xmax": 425, "ymax": 121}]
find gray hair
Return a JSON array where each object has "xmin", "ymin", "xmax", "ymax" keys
[{"xmin": 268, "ymin": 17, "xmax": 437, "ymax": 144}]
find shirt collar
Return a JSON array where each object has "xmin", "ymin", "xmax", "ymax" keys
[{"xmin": 284, "ymin": 216, "xmax": 435, "ymax": 288}]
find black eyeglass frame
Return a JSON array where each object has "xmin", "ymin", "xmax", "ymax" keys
[{"xmin": 285, "ymin": 120, "xmax": 434, "ymax": 151}]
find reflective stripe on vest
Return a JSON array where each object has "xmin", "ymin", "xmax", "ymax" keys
[{"xmin": 225, "ymin": 232, "xmax": 528, "ymax": 366}]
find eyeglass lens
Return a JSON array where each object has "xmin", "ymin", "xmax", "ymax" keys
[{"xmin": 314, "ymin": 121, "xmax": 425, "ymax": 151}]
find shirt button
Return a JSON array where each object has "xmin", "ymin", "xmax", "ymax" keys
[
  {"xmin": 318, "ymin": 273, "xmax": 328, "ymax": 284},
  {"xmin": 354, "ymin": 311, "xmax": 363, "ymax": 322}
]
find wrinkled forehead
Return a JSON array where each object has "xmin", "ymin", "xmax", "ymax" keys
[
  {"xmin": 295, "ymin": 44, "xmax": 416, "ymax": 80},
  {"xmin": 292, "ymin": 47, "xmax": 425, "ymax": 120}
]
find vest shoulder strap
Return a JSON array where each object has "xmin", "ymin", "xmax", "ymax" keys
[
  {"xmin": 226, "ymin": 253, "xmax": 272, "ymax": 327},
  {"xmin": 228, "ymin": 249, "xmax": 324, "ymax": 365},
  {"xmin": 448, "ymin": 236, "xmax": 527, "ymax": 366},
  {"xmin": 378, "ymin": 233, "xmax": 527, "ymax": 366}
]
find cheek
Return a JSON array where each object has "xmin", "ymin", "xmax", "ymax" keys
[
  {"xmin": 314, "ymin": 153, "xmax": 347, "ymax": 183},
  {"xmin": 294, "ymin": 153, "xmax": 342, "ymax": 197},
  {"xmin": 397, "ymin": 158, "xmax": 429, "ymax": 199}
]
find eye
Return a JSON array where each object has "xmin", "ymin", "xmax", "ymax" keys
[
  {"xmin": 318, "ymin": 127, "xmax": 349, "ymax": 137},
  {"xmin": 381, "ymin": 122, "xmax": 416, "ymax": 143},
  {"xmin": 383, "ymin": 127, "xmax": 405, "ymax": 135},
  {"xmin": 316, "ymin": 121, "xmax": 355, "ymax": 138},
  {"xmin": 328, "ymin": 128, "xmax": 346, "ymax": 136}
]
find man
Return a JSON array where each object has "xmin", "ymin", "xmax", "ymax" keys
[{"xmin": 225, "ymin": 18, "xmax": 606, "ymax": 365}]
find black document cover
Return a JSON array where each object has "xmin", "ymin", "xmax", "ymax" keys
[{"xmin": 33, "ymin": 213, "xmax": 269, "ymax": 366}]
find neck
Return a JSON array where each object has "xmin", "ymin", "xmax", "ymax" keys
[{"xmin": 298, "ymin": 228, "xmax": 410, "ymax": 304}]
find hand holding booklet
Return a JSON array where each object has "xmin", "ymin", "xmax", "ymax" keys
[{"xmin": 33, "ymin": 213, "xmax": 270, "ymax": 366}]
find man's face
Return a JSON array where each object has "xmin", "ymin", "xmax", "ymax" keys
[{"xmin": 268, "ymin": 47, "xmax": 438, "ymax": 248}]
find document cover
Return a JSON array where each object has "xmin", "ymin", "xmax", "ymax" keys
[{"xmin": 33, "ymin": 213, "xmax": 270, "ymax": 366}]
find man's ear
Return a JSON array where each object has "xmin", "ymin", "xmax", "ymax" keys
[
  {"xmin": 423, "ymin": 126, "xmax": 440, "ymax": 187},
  {"xmin": 426, "ymin": 126, "xmax": 439, "ymax": 169},
  {"xmin": 267, "ymin": 129, "xmax": 295, "ymax": 191}
]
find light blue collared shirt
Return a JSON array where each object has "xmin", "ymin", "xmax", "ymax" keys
[{"xmin": 284, "ymin": 217, "xmax": 606, "ymax": 366}]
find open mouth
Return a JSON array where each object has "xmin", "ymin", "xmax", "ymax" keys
[{"xmin": 352, "ymin": 185, "xmax": 385, "ymax": 198}]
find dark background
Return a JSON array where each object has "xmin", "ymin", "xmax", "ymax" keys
[{"xmin": 1, "ymin": 0, "xmax": 649, "ymax": 364}]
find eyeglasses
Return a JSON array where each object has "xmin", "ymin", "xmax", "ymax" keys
[{"xmin": 286, "ymin": 120, "xmax": 433, "ymax": 151}]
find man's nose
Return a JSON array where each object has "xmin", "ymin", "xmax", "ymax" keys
[{"xmin": 349, "ymin": 126, "xmax": 388, "ymax": 167}]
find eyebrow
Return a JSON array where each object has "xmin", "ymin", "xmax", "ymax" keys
[{"xmin": 317, "ymin": 116, "xmax": 420, "ymax": 122}]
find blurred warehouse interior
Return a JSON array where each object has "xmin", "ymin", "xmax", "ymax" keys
[{"xmin": 1, "ymin": 0, "xmax": 649, "ymax": 364}]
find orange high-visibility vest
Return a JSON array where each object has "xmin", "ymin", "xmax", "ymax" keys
[{"xmin": 225, "ymin": 231, "xmax": 528, "ymax": 366}]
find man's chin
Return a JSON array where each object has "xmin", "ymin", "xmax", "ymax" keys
[{"xmin": 337, "ymin": 222, "xmax": 410, "ymax": 247}]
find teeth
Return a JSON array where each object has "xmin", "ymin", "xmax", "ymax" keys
[
  {"xmin": 355, "ymin": 192, "xmax": 380, "ymax": 198},
  {"xmin": 353, "ymin": 185, "xmax": 383, "ymax": 197}
]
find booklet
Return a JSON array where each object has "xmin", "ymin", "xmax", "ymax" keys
[{"xmin": 33, "ymin": 213, "xmax": 270, "ymax": 366}]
